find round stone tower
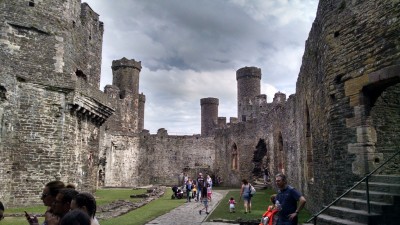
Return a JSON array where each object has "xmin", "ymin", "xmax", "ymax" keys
[
  {"xmin": 236, "ymin": 66, "xmax": 261, "ymax": 122},
  {"xmin": 200, "ymin": 97, "xmax": 219, "ymax": 136},
  {"xmin": 111, "ymin": 57, "xmax": 142, "ymax": 98}
]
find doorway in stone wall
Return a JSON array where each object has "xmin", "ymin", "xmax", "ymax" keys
[
  {"xmin": 363, "ymin": 79, "xmax": 400, "ymax": 174},
  {"xmin": 252, "ymin": 139, "xmax": 267, "ymax": 181}
]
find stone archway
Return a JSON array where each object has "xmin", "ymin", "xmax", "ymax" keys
[
  {"xmin": 252, "ymin": 139, "xmax": 267, "ymax": 180},
  {"xmin": 345, "ymin": 65, "xmax": 400, "ymax": 175}
]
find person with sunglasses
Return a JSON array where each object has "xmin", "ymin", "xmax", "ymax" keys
[{"xmin": 26, "ymin": 181, "xmax": 65, "ymax": 225}]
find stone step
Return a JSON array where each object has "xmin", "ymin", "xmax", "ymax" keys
[
  {"xmin": 355, "ymin": 182, "xmax": 400, "ymax": 194},
  {"xmin": 347, "ymin": 189, "xmax": 400, "ymax": 204},
  {"xmin": 325, "ymin": 205, "xmax": 380, "ymax": 224},
  {"xmin": 314, "ymin": 213, "xmax": 366, "ymax": 225},
  {"xmin": 337, "ymin": 197, "xmax": 392, "ymax": 214},
  {"xmin": 369, "ymin": 175, "xmax": 400, "ymax": 184}
]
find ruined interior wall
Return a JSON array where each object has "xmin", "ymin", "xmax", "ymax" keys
[
  {"xmin": 102, "ymin": 133, "xmax": 141, "ymax": 187},
  {"xmin": 212, "ymin": 102, "xmax": 290, "ymax": 188},
  {"xmin": 138, "ymin": 132, "xmax": 215, "ymax": 186},
  {"xmin": 295, "ymin": 0, "xmax": 400, "ymax": 213}
]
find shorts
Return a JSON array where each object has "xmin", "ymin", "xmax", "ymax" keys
[{"xmin": 203, "ymin": 199, "xmax": 208, "ymax": 207}]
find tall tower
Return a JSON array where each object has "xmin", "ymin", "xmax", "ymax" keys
[
  {"xmin": 106, "ymin": 57, "xmax": 145, "ymax": 133},
  {"xmin": 200, "ymin": 97, "xmax": 219, "ymax": 136},
  {"xmin": 236, "ymin": 67, "xmax": 261, "ymax": 122},
  {"xmin": 111, "ymin": 57, "xmax": 142, "ymax": 98}
]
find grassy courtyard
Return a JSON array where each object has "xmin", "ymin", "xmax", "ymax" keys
[{"xmin": 3, "ymin": 187, "xmax": 311, "ymax": 225}]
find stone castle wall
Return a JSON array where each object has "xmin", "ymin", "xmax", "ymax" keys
[
  {"xmin": 1, "ymin": 0, "xmax": 399, "ymax": 213},
  {"xmin": 137, "ymin": 130, "xmax": 215, "ymax": 186},
  {"xmin": 292, "ymin": 0, "xmax": 400, "ymax": 212},
  {"xmin": 0, "ymin": 0, "xmax": 112, "ymax": 206}
]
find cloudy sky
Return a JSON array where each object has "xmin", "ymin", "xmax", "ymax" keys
[{"xmin": 84, "ymin": 0, "xmax": 319, "ymax": 135}]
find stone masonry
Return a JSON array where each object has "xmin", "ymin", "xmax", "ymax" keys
[{"xmin": 0, "ymin": 1, "xmax": 399, "ymax": 219}]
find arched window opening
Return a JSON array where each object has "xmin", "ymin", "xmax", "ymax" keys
[{"xmin": 232, "ymin": 143, "xmax": 238, "ymax": 170}]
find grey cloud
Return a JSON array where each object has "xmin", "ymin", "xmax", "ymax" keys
[{"xmin": 84, "ymin": 0, "xmax": 318, "ymax": 133}]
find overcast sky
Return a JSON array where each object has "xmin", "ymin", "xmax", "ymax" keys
[{"xmin": 84, "ymin": 0, "xmax": 319, "ymax": 135}]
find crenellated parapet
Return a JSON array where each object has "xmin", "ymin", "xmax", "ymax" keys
[
  {"xmin": 104, "ymin": 85, "xmax": 120, "ymax": 99},
  {"xmin": 200, "ymin": 97, "xmax": 219, "ymax": 105},
  {"xmin": 112, "ymin": 57, "xmax": 142, "ymax": 71},
  {"xmin": 236, "ymin": 67, "xmax": 262, "ymax": 80},
  {"xmin": 218, "ymin": 117, "xmax": 227, "ymax": 128},
  {"xmin": 112, "ymin": 58, "xmax": 142, "ymax": 97},
  {"xmin": 273, "ymin": 92, "xmax": 286, "ymax": 103}
]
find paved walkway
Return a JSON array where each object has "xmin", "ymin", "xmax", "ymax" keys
[{"xmin": 144, "ymin": 190, "xmax": 239, "ymax": 225}]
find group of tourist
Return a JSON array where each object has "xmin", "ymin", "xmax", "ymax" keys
[
  {"xmin": 23, "ymin": 180, "xmax": 100, "ymax": 225},
  {"xmin": 181, "ymin": 172, "xmax": 213, "ymax": 215},
  {"xmin": 237, "ymin": 173, "xmax": 306, "ymax": 225}
]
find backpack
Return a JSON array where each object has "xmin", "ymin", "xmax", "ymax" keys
[{"xmin": 249, "ymin": 184, "xmax": 256, "ymax": 197}]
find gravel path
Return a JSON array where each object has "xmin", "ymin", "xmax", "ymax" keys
[{"xmin": 144, "ymin": 189, "xmax": 239, "ymax": 225}]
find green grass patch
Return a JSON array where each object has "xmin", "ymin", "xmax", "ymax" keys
[
  {"xmin": 207, "ymin": 188, "xmax": 311, "ymax": 224},
  {"xmin": 94, "ymin": 188, "xmax": 147, "ymax": 206},
  {"xmin": 6, "ymin": 205, "xmax": 47, "ymax": 214},
  {"xmin": 100, "ymin": 188, "xmax": 186, "ymax": 225}
]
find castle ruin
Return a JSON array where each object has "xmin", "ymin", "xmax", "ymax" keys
[{"xmin": 1, "ymin": 0, "xmax": 399, "ymax": 218}]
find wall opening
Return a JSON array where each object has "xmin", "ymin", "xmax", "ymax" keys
[
  {"xmin": 363, "ymin": 80, "xmax": 400, "ymax": 174},
  {"xmin": 0, "ymin": 85, "xmax": 6, "ymax": 101},
  {"xmin": 231, "ymin": 143, "xmax": 238, "ymax": 170},
  {"xmin": 278, "ymin": 132, "xmax": 285, "ymax": 174},
  {"xmin": 252, "ymin": 139, "xmax": 267, "ymax": 180},
  {"xmin": 28, "ymin": 0, "xmax": 35, "ymax": 7}
]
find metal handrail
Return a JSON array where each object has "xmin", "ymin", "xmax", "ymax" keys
[{"xmin": 306, "ymin": 150, "xmax": 400, "ymax": 224}]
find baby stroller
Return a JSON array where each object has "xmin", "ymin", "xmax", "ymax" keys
[{"xmin": 171, "ymin": 186, "xmax": 184, "ymax": 199}]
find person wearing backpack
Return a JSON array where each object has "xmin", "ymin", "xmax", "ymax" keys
[{"xmin": 239, "ymin": 179, "xmax": 252, "ymax": 214}]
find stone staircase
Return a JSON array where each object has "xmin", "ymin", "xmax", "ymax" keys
[
  {"xmin": 252, "ymin": 178, "xmax": 270, "ymax": 190},
  {"xmin": 308, "ymin": 175, "xmax": 400, "ymax": 225}
]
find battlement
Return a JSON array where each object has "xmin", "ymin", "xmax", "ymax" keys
[
  {"xmin": 200, "ymin": 97, "xmax": 219, "ymax": 105},
  {"xmin": 236, "ymin": 67, "xmax": 261, "ymax": 80},
  {"xmin": 112, "ymin": 57, "xmax": 142, "ymax": 71},
  {"xmin": 218, "ymin": 117, "xmax": 226, "ymax": 128},
  {"xmin": 273, "ymin": 92, "xmax": 286, "ymax": 103},
  {"xmin": 139, "ymin": 93, "xmax": 146, "ymax": 102}
]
